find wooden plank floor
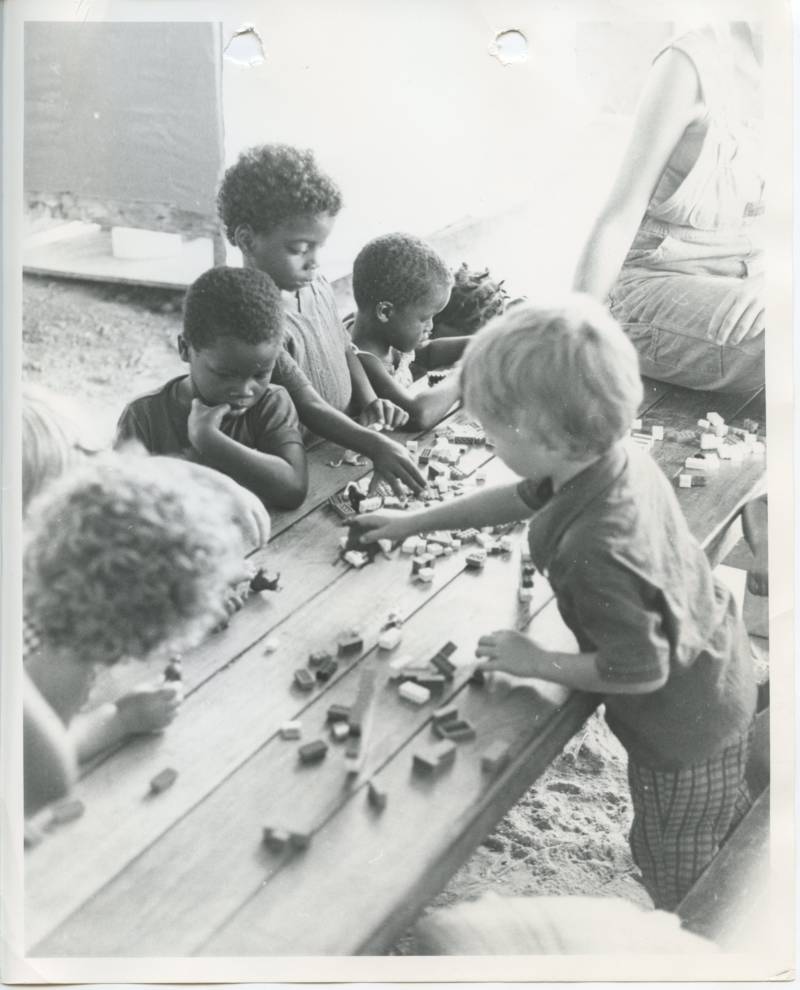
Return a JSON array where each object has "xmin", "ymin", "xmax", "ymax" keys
[{"xmin": 25, "ymin": 378, "xmax": 767, "ymax": 957}]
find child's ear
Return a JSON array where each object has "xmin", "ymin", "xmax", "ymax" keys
[
  {"xmin": 376, "ymin": 301, "xmax": 394, "ymax": 323},
  {"xmin": 234, "ymin": 224, "xmax": 255, "ymax": 256},
  {"xmin": 177, "ymin": 334, "xmax": 190, "ymax": 363}
]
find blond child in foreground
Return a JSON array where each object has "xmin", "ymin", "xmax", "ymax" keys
[
  {"xmin": 23, "ymin": 393, "xmax": 268, "ymax": 804},
  {"xmin": 351, "ymin": 296, "xmax": 756, "ymax": 910}
]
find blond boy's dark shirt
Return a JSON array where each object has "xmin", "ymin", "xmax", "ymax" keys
[{"xmin": 517, "ymin": 444, "xmax": 756, "ymax": 770}]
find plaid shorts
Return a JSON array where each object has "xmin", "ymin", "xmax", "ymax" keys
[{"xmin": 628, "ymin": 726, "xmax": 754, "ymax": 911}]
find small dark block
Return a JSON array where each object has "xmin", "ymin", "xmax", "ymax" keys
[
  {"xmin": 298, "ymin": 740, "xmax": 328, "ymax": 764},
  {"xmin": 294, "ymin": 668, "xmax": 315, "ymax": 692},
  {"xmin": 150, "ymin": 767, "xmax": 178, "ymax": 794},
  {"xmin": 51, "ymin": 799, "xmax": 85, "ymax": 825},
  {"xmin": 316, "ymin": 657, "xmax": 339, "ymax": 682},
  {"xmin": 367, "ymin": 780, "xmax": 388, "ymax": 811}
]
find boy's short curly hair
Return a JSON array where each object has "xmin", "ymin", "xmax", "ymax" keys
[
  {"xmin": 217, "ymin": 144, "xmax": 343, "ymax": 243},
  {"xmin": 183, "ymin": 266, "xmax": 284, "ymax": 350},
  {"xmin": 461, "ymin": 295, "xmax": 643, "ymax": 458},
  {"xmin": 352, "ymin": 233, "xmax": 453, "ymax": 311},
  {"xmin": 24, "ymin": 455, "xmax": 250, "ymax": 668}
]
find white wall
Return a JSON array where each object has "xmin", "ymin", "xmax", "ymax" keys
[{"xmin": 218, "ymin": 0, "xmax": 652, "ymax": 292}]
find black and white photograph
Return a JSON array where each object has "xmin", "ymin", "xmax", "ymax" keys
[{"xmin": 1, "ymin": 0, "xmax": 794, "ymax": 980}]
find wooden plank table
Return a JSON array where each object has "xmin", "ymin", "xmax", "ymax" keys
[{"xmin": 25, "ymin": 380, "xmax": 766, "ymax": 957}]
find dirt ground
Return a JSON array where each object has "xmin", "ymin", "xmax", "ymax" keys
[{"xmin": 27, "ymin": 272, "xmax": 757, "ymax": 947}]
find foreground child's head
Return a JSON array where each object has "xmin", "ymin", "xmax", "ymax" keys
[
  {"xmin": 461, "ymin": 295, "xmax": 643, "ymax": 480},
  {"xmin": 180, "ymin": 266, "xmax": 284, "ymax": 415},
  {"xmin": 217, "ymin": 144, "xmax": 343, "ymax": 292},
  {"xmin": 352, "ymin": 233, "xmax": 453, "ymax": 352},
  {"xmin": 24, "ymin": 455, "xmax": 254, "ymax": 720},
  {"xmin": 23, "ymin": 386, "xmax": 100, "ymax": 514}
]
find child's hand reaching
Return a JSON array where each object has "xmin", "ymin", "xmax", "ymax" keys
[
  {"xmin": 475, "ymin": 629, "xmax": 540, "ymax": 679},
  {"xmin": 358, "ymin": 398, "xmax": 409, "ymax": 431},
  {"xmin": 188, "ymin": 398, "xmax": 229, "ymax": 451},
  {"xmin": 347, "ymin": 511, "xmax": 417, "ymax": 546},
  {"xmin": 367, "ymin": 433, "xmax": 426, "ymax": 495},
  {"xmin": 115, "ymin": 685, "xmax": 182, "ymax": 736}
]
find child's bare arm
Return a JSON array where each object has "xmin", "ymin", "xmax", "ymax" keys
[
  {"xmin": 71, "ymin": 686, "xmax": 182, "ymax": 762},
  {"xmin": 573, "ymin": 49, "xmax": 701, "ymax": 300},
  {"xmin": 349, "ymin": 481, "xmax": 531, "ymax": 544},
  {"xmin": 356, "ymin": 352, "xmax": 459, "ymax": 430},
  {"xmin": 414, "ymin": 336, "xmax": 469, "ymax": 370},
  {"xmin": 290, "ymin": 384, "xmax": 426, "ymax": 494},
  {"xmin": 741, "ymin": 494, "xmax": 768, "ymax": 595},
  {"xmin": 346, "ymin": 348, "xmax": 408, "ymax": 429},
  {"xmin": 24, "ymin": 672, "xmax": 76, "ymax": 815},
  {"xmin": 475, "ymin": 632, "xmax": 666, "ymax": 695},
  {"xmin": 188, "ymin": 400, "xmax": 308, "ymax": 510}
]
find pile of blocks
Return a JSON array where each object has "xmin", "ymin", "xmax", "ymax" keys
[
  {"xmin": 391, "ymin": 642, "xmax": 458, "ymax": 704},
  {"xmin": 629, "ymin": 417, "xmax": 665, "ymax": 451},
  {"xmin": 292, "ymin": 631, "xmax": 364, "ymax": 694},
  {"xmin": 676, "ymin": 413, "xmax": 763, "ymax": 489}
]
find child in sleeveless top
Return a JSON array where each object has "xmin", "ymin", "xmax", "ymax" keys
[{"xmin": 348, "ymin": 233, "xmax": 470, "ymax": 430}]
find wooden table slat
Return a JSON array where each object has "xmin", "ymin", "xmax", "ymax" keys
[
  {"xmin": 26, "ymin": 458, "xmax": 529, "ymax": 950},
  {"xmin": 33, "ymin": 542, "xmax": 576, "ymax": 956}
]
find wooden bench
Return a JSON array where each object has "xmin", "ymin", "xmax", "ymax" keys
[{"xmin": 677, "ymin": 787, "xmax": 770, "ymax": 951}]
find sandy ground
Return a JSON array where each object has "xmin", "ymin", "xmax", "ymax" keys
[{"xmin": 23, "ymin": 273, "xmax": 767, "ymax": 949}]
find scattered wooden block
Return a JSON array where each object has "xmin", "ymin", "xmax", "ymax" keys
[
  {"xmin": 262, "ymin": 827, "xmax": 289, "ymax": 851},
  {"xmin": 298, "ymin": 740, "xmax": 328, "ymax": 764},
  {"xmin": 398, "ymin": 681, "xmax": 431, "ymax": 705},
  {"xmin": 315, "ymin": 657, "xmax": 339, "ymax": 683},
  {"xmin": 149, "ymin": 768, "xmax": 178, "ymax": 795},
  {"xmin": 289, "ymin": 830, "xmax": 312, "ymax": 851},
  {"xmin": 481, "ymin": 741, "xmax": 511, "ymax": 774},
  {"xmin": 436, "ymin": 718, "xmax": 477, "ymax": 742},
  {"xmin": 432, "ymin": 704, "xmax": 459, "ymax": 726},
  {"xmin": 309, "ymin": 649, "xmax": 332, "ymax": 668},
  {"xmin": 706, "ymin": 411, "xmax": 724, "ymax": 427},
  {"xmin": 378, "ymin": 626, "xmax": 402, "ymax": 651},
  {"xmin": 416, "ymin": 567, "xmax": 435, "ymax": 583},
  {"xmin": 337, "ymin": 629, "xmax": 364, "ymax": 654},
  {"xmin": 50, "ymin": 799, "xmax": 85, "ymax": 825},
  {"xmin": 699, "ymin": 433, "xmax": 720, "ymax": 450},
  {"xmin": 163, "ymin": 658, "xmax": 183, "ymax": 682},
  {"xmin": 367, "ymin": 780, "xmax": 388, "ymax": 811},
  {"xmin": 326, "ymin": 704, "xmax": 352, "ymax": 724},
  {"xmin": 465, "ymin": 551, "xmax": 486, "ymax": 570},
  {"xmin": 430, "ymin": 647, "xmax": 457, "ymax": 678},
  {"xmin": 651, "ymin": 425, "xmax": 664, "ymax": 441},
  {"xmin": 330, "ymin": 721, "xmax": 351, "ymax": 742},
  {"xmin": 413, "ymin": 740, "xmax": 457, "ymax": 777},
  {"xmin": 280, "ymin": 720, "xmax": 302, "ymax": 740},
  {"xmin": 343, "ymin": 549, "xmax": 370, "ymax": 568},
  {"xmin": 293, "ymin": 668, "xmax": 315, "ymax": 692}
]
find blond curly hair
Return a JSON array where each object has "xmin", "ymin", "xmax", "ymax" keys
[{"xmin": 24, "ymin": 455, "xmax": 250, "ymax": 667}]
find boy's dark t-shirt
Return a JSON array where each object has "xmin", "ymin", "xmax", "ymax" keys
[
  {"xmin": 517, "ymin": 443, "xmax": 756, "ymax": 771},
  {"xmin": 115, "ymin": 375, "xmax": 303, "ymax": 460}
]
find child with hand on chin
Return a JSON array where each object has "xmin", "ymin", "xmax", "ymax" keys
[
  {"xmin": 350, "ymin": 296, "xmax": 756, "ymax": 911},
  {"xmin": 348, "ymin": 233, "xmax": 470, "ymax": 430},
  {"xmin": 217, "ymin": 144, "xmax": 424, "ymax": 496},
  {"xmin": 116, "ymin": 266, "xmax": 308, "ymax": 510}
]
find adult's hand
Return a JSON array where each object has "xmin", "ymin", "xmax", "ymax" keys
[{"xmin": 708, "ymin": 274, "xmax": 765, "ymax": 345}]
